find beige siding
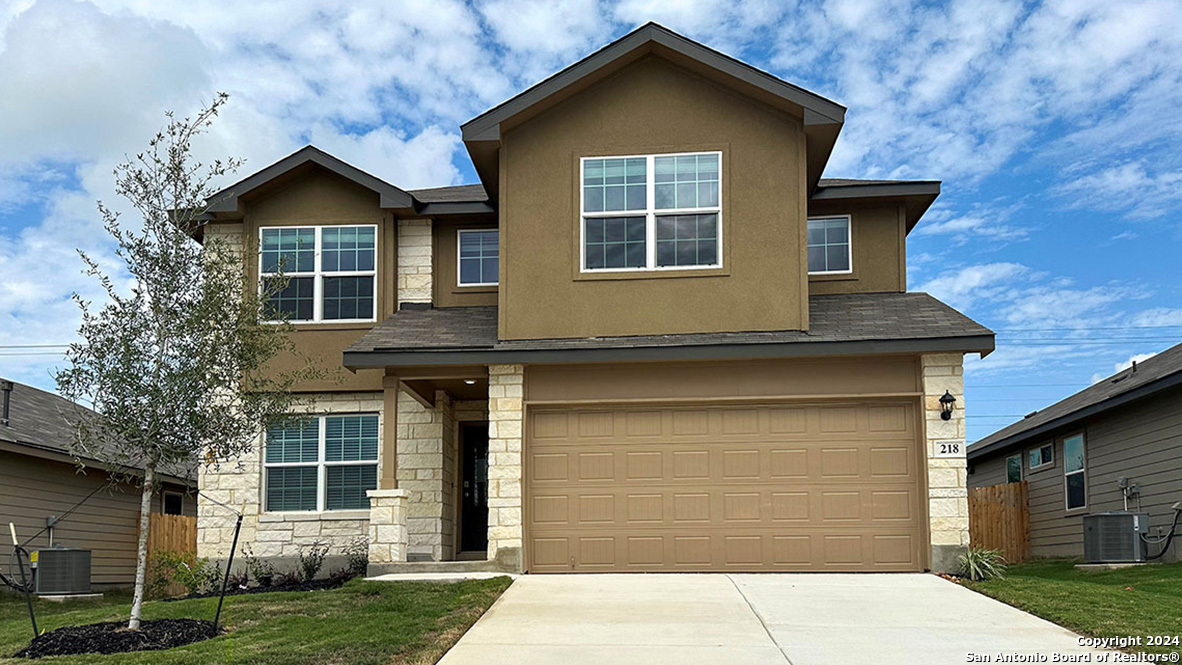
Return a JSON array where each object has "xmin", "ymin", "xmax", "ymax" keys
[
  {"xmin": 0, "ymin": 450, "xmax": 193, "ymax": 586},
  {"xmin": 968, "ymin": 387, "xmax": 1182, "ymax": 562}
]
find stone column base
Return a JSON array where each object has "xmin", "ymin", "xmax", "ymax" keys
[{"xmin": 367, "ymin": 489, "xmax": 408, "ymax": 570}]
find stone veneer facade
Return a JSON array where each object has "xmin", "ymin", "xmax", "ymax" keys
[
  {"xmin": 920, "ymin": 352, "xmax": 970, "ymax": 572},
  {"xmin": 485, "ymin": 365, "xmax": 525, "ymax": 565},
  {"xmin": 396, "ymin": 219, "xmax": 432, "ymax": 304}
]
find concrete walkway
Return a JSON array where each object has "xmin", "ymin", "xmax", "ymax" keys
[{"xmin": 438, "ymin": 573, "xmax": 1110, "ymax": 665}]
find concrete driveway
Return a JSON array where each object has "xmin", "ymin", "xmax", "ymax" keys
[{"xmin": 439, "ymin": 573, "xmax": 1109, "ymax": 665}]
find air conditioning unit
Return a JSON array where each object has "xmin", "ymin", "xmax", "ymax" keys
[
  {"xmin": 30, "ymin": 548, "xmax": 92, "ymax": 595},
  {"xmin": 1083, "ymin": 512, "xmax": 1149, "ymax": 563}
]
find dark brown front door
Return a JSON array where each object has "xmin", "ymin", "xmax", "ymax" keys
[{"xmin": 460, "ymin": 422, "xmax": 489, "ymax": 553}]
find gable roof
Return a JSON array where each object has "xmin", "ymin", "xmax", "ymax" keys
[
  {"xmin": 0, "ymin": 379, "xmax": 195, "ymax": 483},
  {"xmin": 206, "ymin": 145, "xmax": 415, "ymax": 214},
  {"xmin": 968, "ymin": 341, "xmax": 1182, "ymax": 460},
  {"xmin": 461, "ymin": 22, "xmax": 847, "ymax": 202},
  {"xmin": 343, "ymin": 292, "xmax": 993, "ymax": 367}
]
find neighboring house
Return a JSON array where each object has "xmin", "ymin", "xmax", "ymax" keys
[
  {"xmin": 968, "ymin": 342, "xmax": 1182, "ymax": 562},
  {"xmin": 196, "ymin": 23, "xmax": 994, "ymax": 575},
  {"xmin": 0, "ymin": 379, "xmax": 196, "ymax": 587}
]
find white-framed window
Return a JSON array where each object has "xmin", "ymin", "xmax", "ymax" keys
[
  {"xmin": 1006, "ymin": 454, "xmax": 1022, "ymax": 483},
  {"xmin": 580, "ymin": 151, "xmax": 722, "ymax": 272},
  {"xmin": 457, "ymin": 229, "xmax": 499, "ymax": 286},
  {"xmin": 1063, "ymin": 433, "xmax": 1087, "ymax": 510},
  {"xmin": 259, "ymin": 225, "xmax": 377, "ymax": 323},
  {"xmin": 1028, "ymin": 443, "xmax": 1054, "ymax": 470},
  {"xmin": 807, "ymin": 215, "xmax": 852, "ymax": 274},
  {"xmin": 263, "ymin": 414, "xmax": 379, "ymax": 512},
  {"xmin": 162, "ymin": 491, "xmax": 184, "ymax": 516}
]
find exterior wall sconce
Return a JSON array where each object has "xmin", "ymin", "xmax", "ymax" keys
[{"xmin": 939, "ymin": 390, "xmax": 957, "ymax": 421}]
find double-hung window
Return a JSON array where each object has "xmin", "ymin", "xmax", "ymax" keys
[
  {"xmin": 807, "ymin": 216, "xmax": 851, "ymax": 274},
  {"xmin": 260, "ymin": 225, "xmax": 377, "ymax": 322},
  {"xmin": 1005, "ymin": 454, "xmax": 1022, "ymax": 483},
  {"xmin": 458, "ymin": 229, "xmax": 499, "ymax": 286},
  {"xmin": 1063, "ymin": 434, "xmax": 1087, "ymax": 510},
  {"xmin": 263, "ymin": 414, "xmax": 379, "ymax": 512},
  {"xmin": 581, "ymin": 151, "xmax": 721, "ymax": 272}
]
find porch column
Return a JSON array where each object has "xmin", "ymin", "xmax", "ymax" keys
[
  {"xmin": 486, "ymin": 364, "xmax": 524, "ymax": 571},
  {"xmin": 367, "ymin": 374, "xmax": 408, "ymax": 572},
  {"xmin": 380, "ymin": 374, "xmax": 399, "ymax": 489},
  {"xmin": 922, "ymin": 352, "xmax": 969, "ymax": 573}
]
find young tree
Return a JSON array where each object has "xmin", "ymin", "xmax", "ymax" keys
[{"xmin": 56, "ymin": 94, "xmax": 316, "ymax": 629}]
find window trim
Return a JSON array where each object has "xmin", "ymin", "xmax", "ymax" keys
[
  {"xmin": 806, "ymin": 214, "xmax": 854, "ymax": 276},
  {"xmin": 162, "ymin": 491, "xmax": 184, "ymax": 516},
  {"xmin": 1005, "ymin": 454, "xmax": 1023, "ymax": 483},
  {"xmin": 1028, "ymin": 442, "xmax": 1055, "ymax": 471},
  {"xmin": 578, "ymin": 151, "xmax": 723, "ymax": 273},
  {"xmin": 456, "ymin": 228, "xmax": 499, "ymax": 287},
  {"xmin": 1062, "ymin": 431, "xmax": 1087, "ymax": 512},
  {"xmin": 258, "ymin": 224, "xmax": 379, "ymax": 324},
  {"xmin": 262, "ymin": 413, "xmax": 380, "ymax": 514}
]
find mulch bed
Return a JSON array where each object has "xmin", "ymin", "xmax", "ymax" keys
[
  {"xmin": 13, "ymin": 619, "xmax": 219, "ymax": 659},
  {"xmin": 166, "ymin": 576, "xmax": 348, "ymax": 601}
]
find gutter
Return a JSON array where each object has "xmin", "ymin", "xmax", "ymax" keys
[{"xmin": 967, "ymin": 370, "xmax": 1182, "ymax": 461}]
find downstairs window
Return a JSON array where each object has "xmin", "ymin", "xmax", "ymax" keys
[{"xmin": 263, "ymin": 414, "xmax": 379, "ymax": 512}]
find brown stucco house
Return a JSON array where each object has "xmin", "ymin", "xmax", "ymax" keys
[
  {"xmin": 0, "ymin": 379, "xmax": 195, "ymax": 587},
  {"xmin": 196, "ymin": 23, "xmax": 995, "ymax": 575},
  {"xmin": 968, "ymin": 342, "xmax": 1182, "ymax": 562}
]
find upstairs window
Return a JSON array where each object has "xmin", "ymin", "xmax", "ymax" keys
[
  {"xmin": 260, "ymin": 225, "xmax": 377, "ymax": 323},
  {"xmin": 581, "ymin": 152, "xmax": 721, "ymax": 272},
  {"xmin": 264, "ymin": 414, "xmax": 379, "ymax": 512},
  {"xmin": 458, "ymin": 229, "xmax": 499, "ymax": 286},
  {"xmin": 807, "ymin": 216, "xmax": 851, "ymax": 274},
  {"xmin": 1006, "ymin": 454, "xmax": 1022, "ymax": 483}
]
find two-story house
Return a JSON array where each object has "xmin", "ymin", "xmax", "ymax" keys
[{"xmin": 196, "ymin": 23, "xmax": 994, "ymax": 575}]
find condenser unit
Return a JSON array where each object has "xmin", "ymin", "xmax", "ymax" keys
[
  {"xmin": 1083, "ymin": 512, "xmax": 1149, "ymax": 563},
  {"xmin": 30, "ymin": 547, "xmax": 92, "ymax": 595}
]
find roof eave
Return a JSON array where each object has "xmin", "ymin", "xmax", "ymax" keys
[
  {"xmin": 968, "ymin": 371, "xmax": 1182, "ymax": 461},
  {"xmin": 811, "ymin": 181, "xmax": 941, "ymax": 232},
  {"xmin": 344, "ymin": 333, "xmax": 995, "ymax": 370},
  {"xmin": 206, "ymin": 145, "xmax": 415, "ymax": 216}
]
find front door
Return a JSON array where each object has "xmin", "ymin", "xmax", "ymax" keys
[{"xmin": 460, "ymin": 422, "xmax": 489, "ymax": 553}]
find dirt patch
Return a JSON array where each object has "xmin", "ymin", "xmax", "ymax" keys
[{"xmin": 13, "ymin": 619, "xmax": 219, "ymax": 659}]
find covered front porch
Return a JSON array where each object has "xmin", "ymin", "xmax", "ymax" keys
[{"xmin": 365, "ymin": 364, "xmax": 523, "ymax": 575}]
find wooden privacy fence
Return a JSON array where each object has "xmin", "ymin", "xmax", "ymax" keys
[
  {"xmin": 146, "ymin": 513, "xmax": 197, "ymax": 557},
  {"xmin": 968, "ymin": 481, "xmax": 1031, "ymax": 563}
]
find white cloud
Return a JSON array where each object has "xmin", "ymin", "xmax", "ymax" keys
[
  {"xmin": 307, "ymin": 125, "xmax": 463, "ymax": 190},
  {"xmin": 915, "ymin": 262, "xmax": 1028, "ymax": 311},
  {"xmin": 1051, "ymin": 162, "xmax": 1182, "ymax": 219},
  {"xmin": 1129, "ymin": 308, "xmax": 1182, "ymax": 328}
]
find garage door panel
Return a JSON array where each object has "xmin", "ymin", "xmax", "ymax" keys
[{"xmin": 527, "ymin": 402, "xmax": 923, "ymax": 572}]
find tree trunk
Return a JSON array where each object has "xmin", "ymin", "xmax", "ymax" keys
[{"xmin": 128, "ymin": 461, "xmax": 156, "ymax": 630}]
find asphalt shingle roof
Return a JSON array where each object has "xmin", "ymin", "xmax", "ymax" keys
[
  {"xmin": 347, "ymin": 292, "xmax": 992, "ymax": 354},
  {"xmin": 0, "ymin": 380, "xmax": 195, "ymax": 482},
  {"xmin": 969, "ymin": 341, "xmax": 1182, "ymax": 458},
  {"xmin": 408, "ymin": 184, "xmax": 489, "ymax": 203}
]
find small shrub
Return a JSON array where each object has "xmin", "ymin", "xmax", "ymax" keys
[
  {"xmin": 152, "ymin": 550, "xmax": 222, "ymax": 596},
  {"xmin": 959, "ymin": 547, "xmax": 1007, "ymax": 582},
  {"xmin": 298, "ymin": 541, "xmax": 330, "ymax": 582},
  {"xmin": 342, "ymin": 537, "xmax": 369, "ymax": 578},
  {"xmin": 145, "ymin": 552, "xmax": 177, "ymax": 599},
  {"xmin": 242, "ymin": 544, "xmax": 275, "ymax": 587},
  {"xmin": 227, "ymin": 570, "xmax": 249, "ymax": 590},
  {"xmin": 328, "ymin": 567, "xmax": 355, "ymax": 585},
  {"xmin": 276, "ymin": 570, "xmax": 303, "ymax": 587}
]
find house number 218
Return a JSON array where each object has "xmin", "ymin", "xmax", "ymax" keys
[{"xmin": 934, "ymin": 440, "xmax": 963, "ymax": 458}]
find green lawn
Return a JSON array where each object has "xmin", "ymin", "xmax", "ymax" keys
[
  {"xmin": 964, "ymin": 559, "xmax": 1182, "ymax": 657},
  {"xmin": 1, "ymin": 577, "xmax": 512, "ymax": 664}
]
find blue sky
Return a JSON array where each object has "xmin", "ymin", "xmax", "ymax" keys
[{"xmin": 2, "ymin": 0, "xmax": 1181, "ymax": 442}]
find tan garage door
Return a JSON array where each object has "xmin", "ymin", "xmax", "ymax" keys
[{"xmin": 526, "ymin": 401, "xmax": 924, "ymax": 572}]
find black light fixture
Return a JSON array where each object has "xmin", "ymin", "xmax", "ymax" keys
[{"xmin": 939, "ymin": 390, "xmax": 957, "ymax": 421}]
